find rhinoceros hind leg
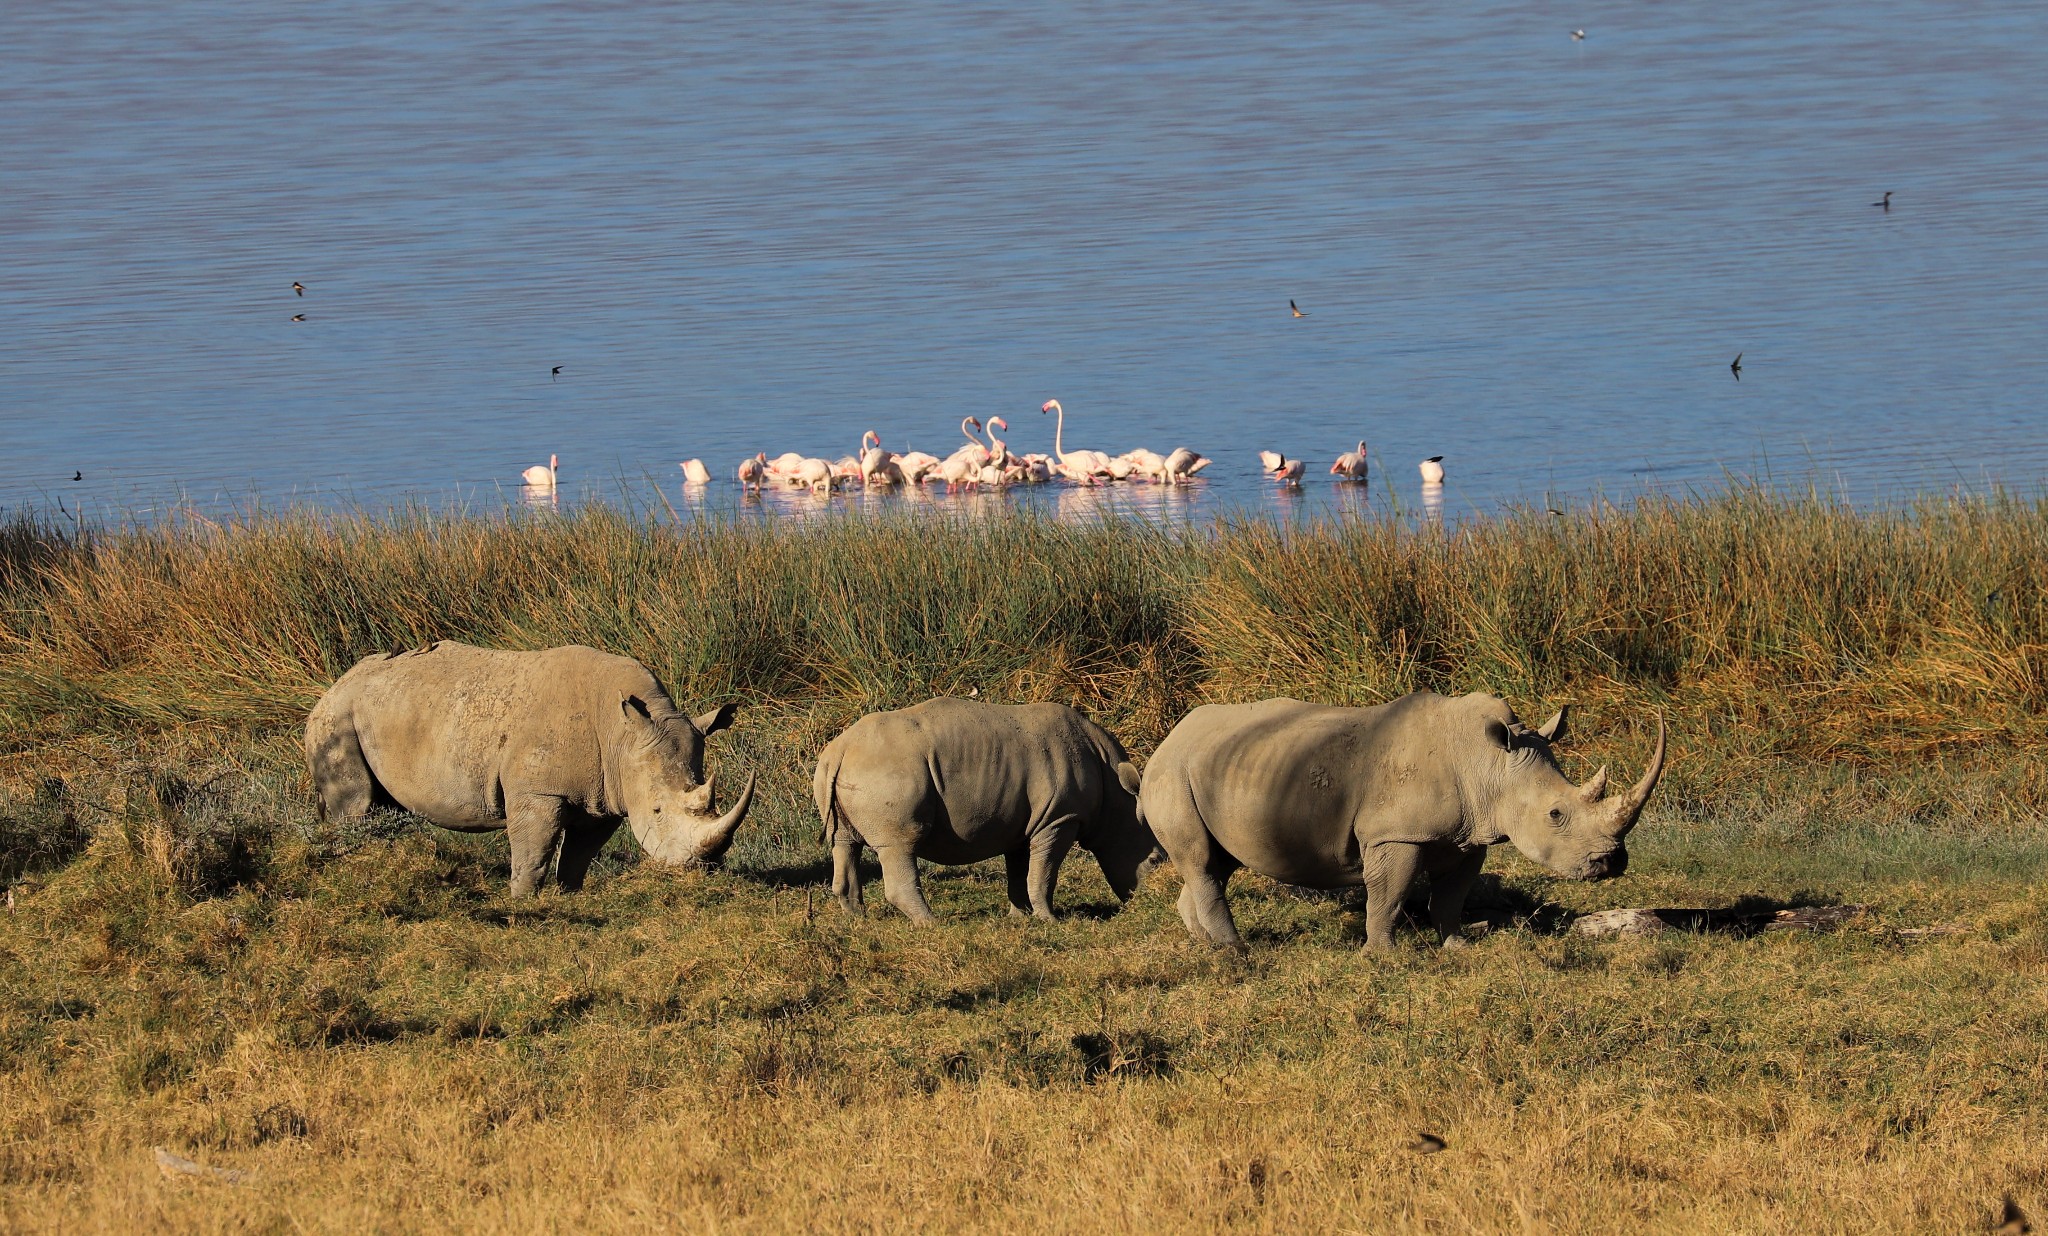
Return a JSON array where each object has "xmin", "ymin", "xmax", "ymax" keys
[
  {"xmin": 831, "ymin": 841, "xmax": 866, "ymax": 915},
  {"xmin": 555, "ymin": 820, "xmax": 620, "ymax": 892},
  {"xmin": 1176, "ymin": 853, "xmax": 1242, "ymax": 949},
  {"xmin": 875, "ymin": 845, "xmax": 936, "ymax": 924},
  {"xmin": 506, "ymin": 797, "xmax": 568, "ymax": 898}
]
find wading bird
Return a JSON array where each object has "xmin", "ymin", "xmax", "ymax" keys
[
  {"xmin": 1872, "ymin": 191, "xmax": 1892, "ymax": 210},
  {"xmin": 1419, "ymin": 456, "xmax": 1445, "ymax": 485},
  {"xmin": 522, "ymin": 454, "xmax": 558, "ymax": 488},
  {"xmin": 1330, "ymin": 441, "xmax": 1369, "ymax": 481},
  {"xmin": 737, "ymin": 453, "xmax": 768, "ymax": 493}
]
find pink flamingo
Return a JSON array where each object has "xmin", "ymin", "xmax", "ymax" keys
[
  {"xmin": 680, "ymin": 459, "xmax": 712, "ymax": 485},
  {"xmin": 1163, "ymin": 447, "xmax": 1210, "ymax": 484},
  {"xmin": 1262, "ymin": 451, "xmax": 1305, "ymax": 486},
  {"xmin": 736, "ymin": 453, "xmax": 768, "ymax": 493},
  {"xmin": 521, "ymin": 453, "xmax": 558, "ymax": 488},
  {"xmin": 860, "ymin": 431, "xmax": 903, "ymax": 488},
  {"xmin": 1330, "ymin": 441, "xmax": 1369, "ymax": 481},
  {"xmin": 1041, "ymin": 399, "xmax": 1115, "ymax": 480}
]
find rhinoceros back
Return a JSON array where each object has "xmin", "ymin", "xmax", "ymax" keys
[{"xmin": 307, "ymin": 642, "xmax": 665, "ymax": 830}]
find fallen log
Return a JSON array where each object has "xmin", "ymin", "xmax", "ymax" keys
[{"xmin": 1568, "ymin": 904, "xmax": 1965, "ymax": 939}]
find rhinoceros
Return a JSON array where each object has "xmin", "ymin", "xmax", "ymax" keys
[
  {"xmin": 1140, "ymin": 692, "xmax": 1665, "ymax": 949},
  {"xmin": 305, "ymin": 642, "xmax": 754, "ymax": 896},
  {"xmin": 812, "ymin": 698, "xmax": 1157, "ymax": 923}
]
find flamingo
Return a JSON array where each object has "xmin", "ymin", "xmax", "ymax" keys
[
  {"xmin": 1263, "ymin": 452, "xmax": 1306, "ymax": 486},
  {"xmin": 935, "ymin": 453, "xmax": 981, "ymax": 492},
  {"xmin": 793, "ymin": 457, "xmax": 835, "ymax": 493},
  {"xmin": 1162, "ymin": 447, "xmax": 1210, "ymax": 484},
  {"xmin": 1419, "ymin": 456, "xmax": 1445, "ymax": 485},
  {"xmin": 859, "ymin": 431, "xmax": 903, "ymax": 488},
  {"xmin": 1040, "ymin": 399, "xmax": 1116, "ymax": 480},
  {"xmin": 680, "ymin": 459, "xmax": 712, "ymax": 485},
  {"xmin": 1330, "ymin": 441, "xmax": 1369, "ymax": 481},
  {"xmin": 736, "ymin": 453, "xmax": 768, "ymax": 493},
  {"xmin": 983, "ymin": 417, "xmax": 1011, "ymax": 469},
  {"xmin": 897, "ymin": 451, "xmax": 941, "ymax": 484},
  {"xmin": 1119, "ymin": 449, "xmax": 1167, "ymax": 481},
  {"xmin": 521, "ymin": 454, "xmax": 558, "ymax": 488},
  {"xmin": 765, "ymin": 451, "xmax": 806, "ymax": 477},
  {"xmin": 944, "ymin": 417, "xmax": 991, "ymax": 469}
]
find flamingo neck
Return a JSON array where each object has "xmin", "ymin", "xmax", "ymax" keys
[{"xmin": 1052, "ymin": 403, "xmax": 1066, "ymax": 462}]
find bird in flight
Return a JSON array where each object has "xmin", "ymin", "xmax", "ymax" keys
[
  {"xmin": 291, "ymin": 313, "xmax": 306, "ymax": 322},
  {"xmin": 292, "ymin": 281, "xmax": 305, "ymax": 296},
  {"xmin": 552, "ymin": 365, "xmax": 563, "ymax": 381},
  {"xmin": 1730, "ymin": 353, "xmax": 1742, "ymax": 381},
  {"xmin": 1872, "ymin": 191, "xmax": 1892, "ymax": 210},
  {"xmin": 1290, "ymin": 300, "xmax": 1308, "ymax": 318},
  {"xmin": 1571, "ymin": 29, "xmax": 1585, "ymax": 40}
]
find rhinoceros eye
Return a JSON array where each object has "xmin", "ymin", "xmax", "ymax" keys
[{"xmin": 1547, "ymin": 807, "xmax": 1564, "ymax": 824}]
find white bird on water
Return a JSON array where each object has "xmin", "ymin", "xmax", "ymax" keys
[
  {"xmin": 680, "ymin": 458, "xmax": 712, "ymax": 485},
  {"xmin": 522, "ymin": 454, "xmax": 559, "ymax": 488},
  {"xmin": 1419, "ymin": 456, "xmax": 1445, "ymax": 485}
]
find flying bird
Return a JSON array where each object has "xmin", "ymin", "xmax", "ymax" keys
[
  {"xmin": 290, "ymin": 313, "xmax": 306, "ymax": 322},
  {"xmin": 551, "ymin": 365, "xmax": 562, "ymax": 381},
  {"xmin": 1872, "ymin": 191, "xmax": 1892, "ymax": 210},
  {"xmin": 1290, "ymin": 300, "xmax": 1309, "ymax": 318},
  {"xmin": 1571, "ymin": 29, "xmax": 1585, "ymax": 40},
  {"xmin": 291, "ymin": 281, "xmax": 305, "ymax": 296},
  {"xmin": 1730, "ymin": 352, "xmax": 1742, "ymax": 381}
]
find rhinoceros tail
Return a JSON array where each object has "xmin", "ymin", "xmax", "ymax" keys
[{"xmin": 813, "ymin": 741, "xmax": 846, "ymax": 847}]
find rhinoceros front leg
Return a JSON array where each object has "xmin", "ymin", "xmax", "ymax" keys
[
  {"xmin": 874, "ymin": 845, "xmax": 937, "ymax": 924},
  {"xmin": 1426, "ymin": 847, "xmax": 1487, "ymax": 948},
  {"xmin": 831, "ymin": 840, "xmax": 866, "ymax": 915},
  {"xmin": 1361, "ymin": 842, "xmax": 1424, "ymax": 950},
  {"xmin": 555, "ymin": 819, "xmax": 621, "ymax": 893},
  {"xmin": 506, "ymin": 796, "xmax": 569, "ymax": 898},
  {"xmin": 1020, "ymin": 827, "xmax": 1077, "ymax": 922}
]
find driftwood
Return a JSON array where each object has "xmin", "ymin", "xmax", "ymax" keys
[
  {"xmin": 152, "ymin": 1146, "xmax": 247, "ymax": 1185},
  {"xmin": 1570, "ymin": 905, "xmax": 1968, "ymax": 939}
]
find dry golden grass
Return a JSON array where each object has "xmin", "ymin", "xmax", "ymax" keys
[{"xmin": 2, "ymin": 496, "xmax": 2047, "ymax": 1232}]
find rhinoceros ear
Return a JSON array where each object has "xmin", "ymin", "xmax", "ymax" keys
[
  {"xmin": 621, "ymin": 695, "xmax": 654, "ymax": 723},
  {"xmin": 691, "ymin": 701, "xmax": 739, "ymax": 735},
  {"xmin": 1485, "ymin": 719, "xmax": 1515, "ymax": 752},
  {"xmin": 1534, "ymin": 705, "xmax": 1570, "ymax": 745},
  {"xmin": 1115, "ymin": 761, "xmax": 1141, "ymax": 796}
]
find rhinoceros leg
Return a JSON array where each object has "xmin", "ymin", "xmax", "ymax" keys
[
  {"xmin": 1175, "ymin": 851, "xmax": 1243, "ymax": 949},
  {"xmin": 506, "ymin": 797, "xmax": 568, "ymax": 898},
  {"xmin": 1004, "ymin": 843, "xmax": 1033, "ymax": 918},
  {"xmin": 1005, "ymin": 829, "xmax": 1077, "ymax": 922},
  {"xmin": 1362, "ymin": 843, "xmax": 1424, "ymax": 950},
  {"xmin": 831, "ymin": 840, "xmax": 866, "ymax": 915},
  {"xmin": 875, "ymin": 846, "xmax": 937, "ymax": 924},
  {"xmin": 555, "ymin": 820, "xmax": 620, "ymax": 893},
  {"xmin": 1425, "ymin": 847, "xmax": 1487, "ymax": 947}
]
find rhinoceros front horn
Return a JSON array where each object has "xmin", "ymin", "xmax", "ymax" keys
[
  {"xmin": 1607, "ymin": 717, "xmax": 1667, "ymax": 835},
  {"xmin": 700, "ymin": 771, "xmax": 756, "ymax": 858}
]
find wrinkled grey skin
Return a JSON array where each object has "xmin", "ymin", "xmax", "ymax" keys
[
  {"xmin": 813, "ymin": 697, "xmax": 1158, "ymax": 923},
  {"xmin": 1140, "ymin": 692, "xmax": 1666, "ymax": 950},
  {"xmin": 306, "ymin": 642, "xmax": 754, "ymax": 896}
]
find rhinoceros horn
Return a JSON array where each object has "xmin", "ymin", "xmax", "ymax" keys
[
  {"xmin": 636, "ymin": 771, "xmax": 757, "ymax": 866},
  {"xmin": 1605, "ymin": 717, "xmax": 1666, "ymax": 835}
]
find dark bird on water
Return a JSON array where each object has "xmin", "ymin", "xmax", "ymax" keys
[
  {"xmin": 1571, "ymin": 29, "xmax": 1585, "ymax": 40},
  {"xmin": 291, "ymin": 313, "xmax": 306, "ymax": 322},
  {"xmin": 292, "ymin": 281, "xmax": 305, "ymax": 296},
  {"xmin": 72, "ymin": 472, "xmax": 82, "ymax": 482},
  {"xmin": 552, "ymin": 366, "xmax": 563, "ymax": 381},
  {"xmin": 1730, "ymin": 352, "xmax": 1742, "ymax": 381},
  {"xmin": 1872, "ymin": 191, "xmax": 1892, "ymax": 210},
  {"xmin": 1290, "ymin": 300, "xmax": 1308, "ymax": 318}
]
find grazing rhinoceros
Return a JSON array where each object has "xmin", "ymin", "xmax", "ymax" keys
[
  {"xmin": 1140, "ymin": 692, "xmax": 1665, "ymax": 949},
  {"xmin": 305, "ymin": 642, "xmax": 754, "ymax": 896},
  {"xmin": 813, "ymin": 698, "xmax": 1157, "ymax": 923}
]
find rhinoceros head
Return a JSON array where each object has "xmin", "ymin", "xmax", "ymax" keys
[
  {"xmin": 615, "ymin": 696, "xmax": 755, "ymax": 867},
  {"xmin": 1471, "ymin": 704, "xmax": 1666, "ymax": 881},
  {"xmin": 1080, "ymin": 759, "xmax": 1163, "ymax": 902}
]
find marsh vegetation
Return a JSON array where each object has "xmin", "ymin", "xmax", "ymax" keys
[{"xmin": 2, "ymin": 493, "xmax": 2044, "ymax": 1231}]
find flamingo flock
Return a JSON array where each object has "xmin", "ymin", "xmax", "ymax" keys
[{"xmin": 523, "ymin": 400, "xmax": 1449, "ymax": 500}]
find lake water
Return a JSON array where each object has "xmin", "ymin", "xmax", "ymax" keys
[{"xmin": 7, "ymin": 1, "xmax": 2047, "ymax": 525}]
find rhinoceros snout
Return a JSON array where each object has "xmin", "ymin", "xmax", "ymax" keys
[{"xmin": 1578, "ymin": 847, "xmax": 1629, "ymax": 881}]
